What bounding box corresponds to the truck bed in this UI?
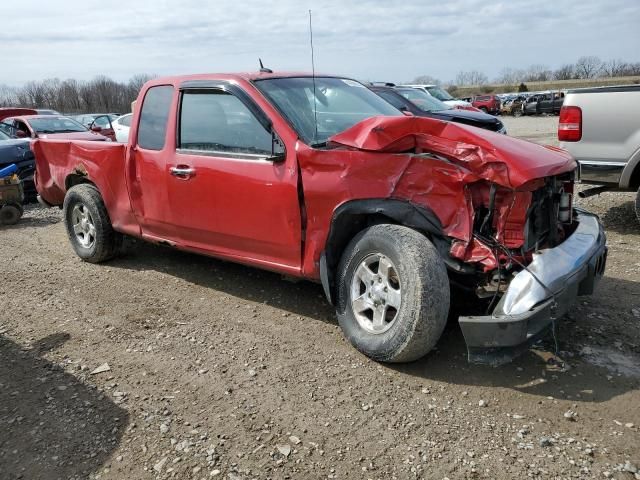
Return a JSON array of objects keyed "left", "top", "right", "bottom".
[{"left": 33, "top": 140, "right": 139, "bottom": 233}]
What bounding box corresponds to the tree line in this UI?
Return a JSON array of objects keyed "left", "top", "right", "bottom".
[
  {"left": 413, "top": 56, "right": 640, "bottom": 87},
  {"left": 0, "top": 74, "right": 155, "bottom": 114}
]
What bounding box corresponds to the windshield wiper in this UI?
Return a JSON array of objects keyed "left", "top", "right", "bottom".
[{"left": 310, "top": 141, "right": 328, "bottom": 148}]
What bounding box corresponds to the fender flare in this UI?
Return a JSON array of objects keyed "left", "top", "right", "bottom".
[
  {"left": 319, "top": 198, "right": 448, "bottom": 304},
  {"left": 619, "top": 146, "right": 640, "bottom": 190}
]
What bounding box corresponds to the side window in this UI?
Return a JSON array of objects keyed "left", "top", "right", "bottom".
[
  {"left": 179, "top": 90, "right": 273, "bottom": 156},
  {"left": 120, "top": 115, "right": 132, "bottom": 127},
  {"left": 15, "top": 120, "right": 30, "bottom": 136},
  {"left": 138, "top": 85, "right": 173, "bottom": 150},
  {"left": 93, "top": 115, "right": 111, "bottom": 129},
  {"left": 378, "top": 91, "right": 406, "bottom": 110}
]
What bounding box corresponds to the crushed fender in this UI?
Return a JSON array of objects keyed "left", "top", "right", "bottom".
[{"left": 299, "top": 116, "right": 576, "bottom": 276}]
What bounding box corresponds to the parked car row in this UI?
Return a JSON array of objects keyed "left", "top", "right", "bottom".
[
  {"left": 495, "top": 91, "right": 566, "bottom": 117},
  {"left": 368, "top": 84, "right": 506, "bottom": 133}
]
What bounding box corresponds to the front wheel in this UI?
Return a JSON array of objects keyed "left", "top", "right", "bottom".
[
  {"left": 635, "top": 186, "right": 640, "bottom": 224},
  {"left": 336, "top": 224, "right": 450, "bottom": 363},
  {"left": 63, "top": 184, "right": 122, "bottom": 263}
]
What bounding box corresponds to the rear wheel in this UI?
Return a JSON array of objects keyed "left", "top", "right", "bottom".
[
  {"left": 0, "top": 203, "right": 23, "bottom": 225},
  {"left": 635, "top": 186, "right": 640, "bottom": 224},
  {"left": 336, "top": 224, "right": 450, "bottom": 363},
  {"left": 513, "top": 107, "right": 523, "bottom": 117},
  {"left": 63, "top": 184, "right": 122, "bottom": 263}
]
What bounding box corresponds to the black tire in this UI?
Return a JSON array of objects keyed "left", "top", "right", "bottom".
[
  {"left": 63, "top": 184, "right": 122, "bottom": 263},
  {"left": 479, "top": 107, "right": 488, "bottom": 113},
  {"left": 336, "top": 224, "right": 450, "bottom": 363},
  {"left": 635, "top": 186, "right": 640, "bottom": 224},
  {"left": 0, "top": 204, "right": 23, "bottom": 225},
  {"left": 513, "top": 108, "right": 523, "bottom": 117}
]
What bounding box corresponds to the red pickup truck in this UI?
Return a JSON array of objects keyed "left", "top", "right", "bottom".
[{"left": 33, "top": 72, "right": 607, "bottom": 365}]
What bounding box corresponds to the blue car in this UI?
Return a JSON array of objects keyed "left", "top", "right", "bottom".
[{"left": 0, "top": 128, "right": 35, "bottom": 202}]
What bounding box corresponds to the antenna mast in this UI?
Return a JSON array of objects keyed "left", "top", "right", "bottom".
[{"left": 309, "top": 9, "right": 318, "bottom": 143}]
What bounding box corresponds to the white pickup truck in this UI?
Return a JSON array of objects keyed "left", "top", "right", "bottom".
[{"left": 559, "top": 85, "right": 640, "bottom": 221}]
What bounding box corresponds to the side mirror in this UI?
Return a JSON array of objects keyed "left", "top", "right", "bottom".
[{"left": 91, "top": 125, "right": 102, "bottom": 132}]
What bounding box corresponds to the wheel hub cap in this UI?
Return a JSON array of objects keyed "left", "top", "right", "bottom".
[
  {"left": 350, "top": 254, "right": 402, "bottom": 334},
  {"left": 71, "top": 204, "right": 96, "bottom": 249}
]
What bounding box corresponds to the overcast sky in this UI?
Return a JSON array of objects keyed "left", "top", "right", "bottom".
[{"left": 2, "top": 0, "right": 639, "bottom": 85}]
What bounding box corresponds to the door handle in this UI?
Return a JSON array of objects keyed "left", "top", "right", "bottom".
[{"left": 170, "top": 166, "right": 196, "bottom": 178}]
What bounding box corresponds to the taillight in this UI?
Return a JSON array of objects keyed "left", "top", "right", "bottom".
[{"left": 558, "top": 106, "right": 582, "bottom": 142}]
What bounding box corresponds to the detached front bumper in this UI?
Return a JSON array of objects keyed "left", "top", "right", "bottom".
[{"left": 459, "top": 210, "right": 607, "bottom": 366}]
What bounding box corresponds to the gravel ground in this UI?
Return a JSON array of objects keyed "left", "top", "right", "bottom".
[{"left": 1, "top": 117, "right": 639, "bottom": 479}]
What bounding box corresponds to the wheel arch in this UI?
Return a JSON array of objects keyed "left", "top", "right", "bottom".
[
  {"left": 320, "top": 199, "right": 446, "bottom": 305},
  {"left": 620, "top": 146, "right": 640, "bottom": 190},
  {"left": 65, "top": 172, "right": 97, "bottom": 192}
]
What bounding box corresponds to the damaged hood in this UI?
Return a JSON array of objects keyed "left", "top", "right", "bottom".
[{"left": 328, "top": 116, "right": 576, "bottom": 189}]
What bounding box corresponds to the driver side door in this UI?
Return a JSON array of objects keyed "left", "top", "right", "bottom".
[{"left": 167, "top": 86, "right": 302, "bottom": 273}]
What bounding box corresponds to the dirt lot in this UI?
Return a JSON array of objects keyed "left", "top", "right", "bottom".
[{"left": 1, "top": 116, "right": 639, "bottom": 480}]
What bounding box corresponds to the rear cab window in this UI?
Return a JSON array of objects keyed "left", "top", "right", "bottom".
[{"left": 137, "top": 85, "right": 174, "bottom": 150}]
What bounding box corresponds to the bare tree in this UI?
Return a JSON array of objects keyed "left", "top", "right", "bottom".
[
  {"left": 553, "top": 64, "right": 576, "bottom": 80},
  {"left": 575, "top": 56, "right": 603, "bottom": 79},
  {"left": 523, "top": 64, "right": 552, "bottom": 82},
  {"left": 495, "top": 68, "right": 525, "bottom": 85},
  {"left": 410, "top": 75, "right": 441, "bottom": 85},
  {"left": 602, "top": 59, "right": 628, "bottom": 77},
  {"left": 2, "top": 74, "right": 156, "bottom": 114},
  {"left": 455, "top": 70, "right": 488, "bottom": 86},
  {"left": 621, "top": 62, "right": 640, "bottom": 76},
  {"left": 0, "top": 84, "right": 18, "bottom": 107}
]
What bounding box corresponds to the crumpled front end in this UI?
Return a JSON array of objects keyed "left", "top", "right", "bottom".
[
  {"left": 459, "top": 209, "right": 607, "bottom": 366},
  {"left": 299, "top": 115, "right": 603, "bottom": 364}
]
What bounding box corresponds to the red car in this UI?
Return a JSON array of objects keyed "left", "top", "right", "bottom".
[
  {"left": 471, "top": 95, "right": 501, "bottom": 115},
  {"left": 33, "top": 72, "right": 606, "bottom": 366},
  {"left": 2, "top": 115, "right": 107, "bottom": 141}
]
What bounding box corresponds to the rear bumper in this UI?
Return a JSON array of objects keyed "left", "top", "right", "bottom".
[
  {"left": 578, "top": 160, "right": 626, "bottom": 186},
  {"left": 459, "top": 210, "right": 607, "bottom": 366}
]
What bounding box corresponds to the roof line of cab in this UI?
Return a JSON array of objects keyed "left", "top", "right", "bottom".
[{"left": 144, "top": 71, "right": 357, "bottom": 87}]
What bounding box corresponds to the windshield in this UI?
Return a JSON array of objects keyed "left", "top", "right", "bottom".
[
  {"left": 254, "top": 77, "right": 401, "bottom": 145},
  {"left": 426, "top": 86, "right": 455, "bottom": 101},
  {"left": 28, "top": 116, "right": 88, "bottom": 134},
  {"left": 0, "top": 130, "right": 9, "bottom": 140},
  {"left": 395, "top": 88, "right": 451, "bottom": 112}
]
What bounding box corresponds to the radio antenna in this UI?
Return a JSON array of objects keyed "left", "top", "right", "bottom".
[
  {"left": 309, "top": 9, "right": 318, "bottom": 143},
  {"left": 258, "top": 58, "right": 272, "bottom": 74}
]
